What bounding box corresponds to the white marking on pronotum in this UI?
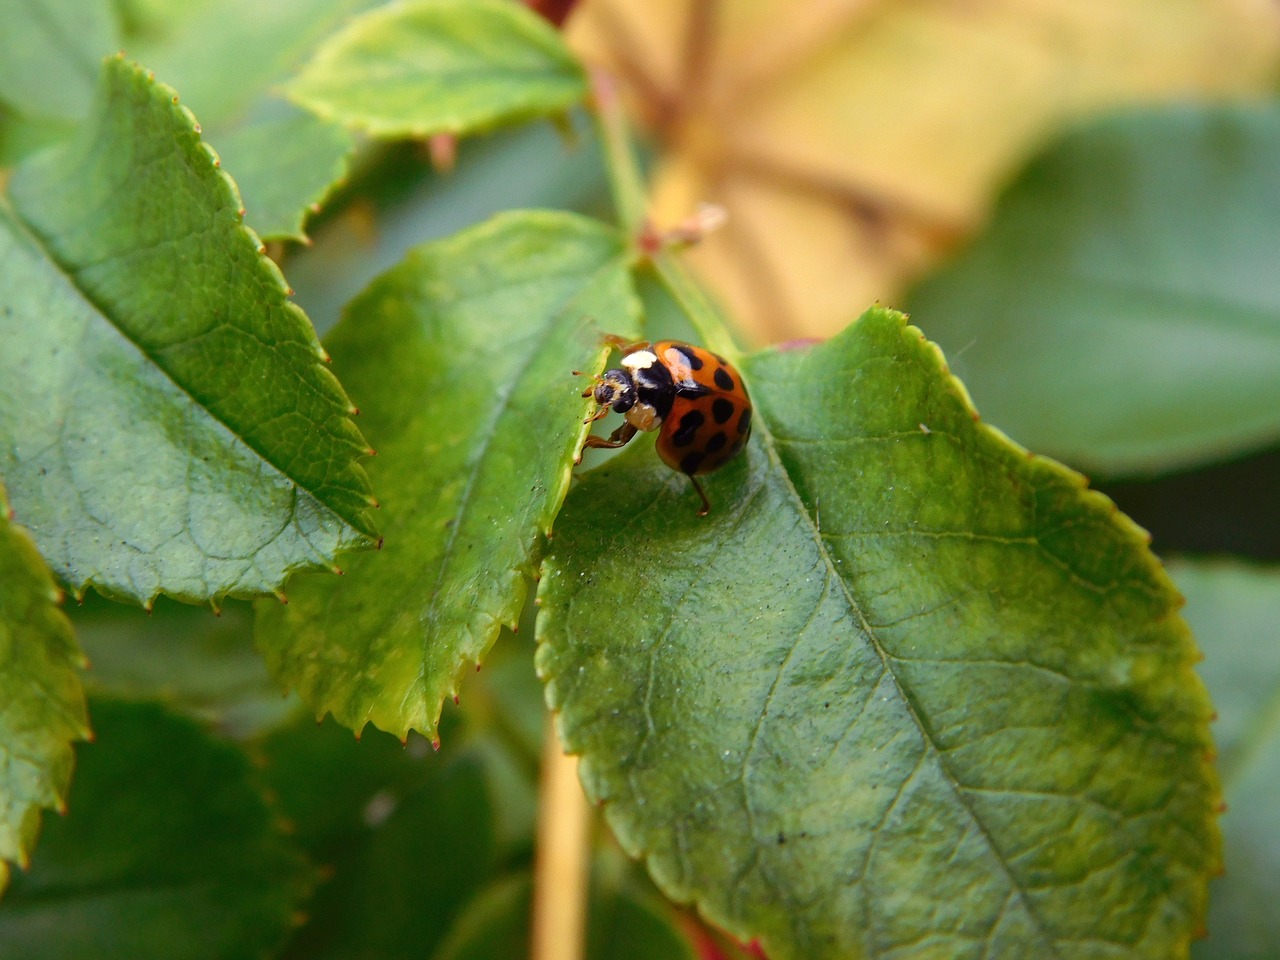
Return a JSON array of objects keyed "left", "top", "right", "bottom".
[{"left": 622, "top": 350, "right": 659, "bottom": 371}]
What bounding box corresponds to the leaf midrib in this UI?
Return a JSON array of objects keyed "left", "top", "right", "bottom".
[
  {"left": 6, "top": 203, "right": 369, "bottom": 540},
  {"left": 410, "top": 254, "right": 625, "bottom": 693},
  {"left": 749, "top": 404, "right": 1065, "bottom": 957}
]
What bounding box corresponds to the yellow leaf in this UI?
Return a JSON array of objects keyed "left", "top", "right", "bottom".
[{"left": 570, "top": 0, "right": 1280, "bottom": 342}]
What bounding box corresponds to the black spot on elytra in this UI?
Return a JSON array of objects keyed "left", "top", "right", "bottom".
[
  {"left": 712, "top": 398, "right": 734, "bottom": 423},
  {"left": 738, "top": 408, "right": 752, "bottom": 435},
  {"left": 671, "top": 344, "right": 703, "bottom": 370},
  {"left": 680, "top": 451, "right": 706, "bottom": 474},
  {"left": 714, "top": 367, "right": 735, "bottom": 391},
  {"left": 672, "top": 409, "right": 704, "bottom": 446},
  {"left": 705, "top": 431, "right": 727, "bottom": 453}
]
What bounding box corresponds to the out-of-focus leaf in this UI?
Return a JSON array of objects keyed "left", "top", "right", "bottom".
[
  {"left": 120, "top": 0, "right": 376, "bottom": 239},
  {"left": 1173, "top": 560, "right": 1280, "bottom": 960},
  {"left": 257, "top": 715, "right": 530, "bottom": 960},
  {"left": 570, "top": 0, "right": 1280, "bottom": 341},
  {"left": 0, "top": 58, "right": 377, "bottom": 605},
  {"left": 909, "top": 104, "right": 1280, "bottom": 477},
  {"left": 202, "top": 103, "right": 355, "bottom": 243},
  {"left": 256, "top": 211, "right": 638, "bottom": 740},
  {"left": 286, "top": 117, "right": 613, "bottom": 337},
  {"left": 70, "top": 596, "right": 297, "bottom": 737},
  {"left": 0, "top": 699, "right": 314, "bottom": 958},
  {"left": 0, "top": 484, "right": 90, "bottom": 895},
  {"left": 0, "top": 0, "right": 118, "bottom": 121},
  {"left": 538, "top": 306, "right": 1220, "bottom": 958},
  {"left": 287, "top": 0, "right": 588, "bottom": 137}
]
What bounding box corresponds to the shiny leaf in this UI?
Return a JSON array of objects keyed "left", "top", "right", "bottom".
[
  {"left": 538, "top": 306, "right": 1220, "bottom": 959},
  {"left": 256, "top": 211, "right": 639, "bottom": 739},
  {"left": 0, "top": 58, "right": 377, "bottom": 605}
]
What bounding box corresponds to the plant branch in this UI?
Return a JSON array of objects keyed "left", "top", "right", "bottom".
[
  {"left": 590, "top": 67, "right": 649, "bottom": 239},
  {"left": 530, "top": 715, "right": 591, "bottom": 960}
]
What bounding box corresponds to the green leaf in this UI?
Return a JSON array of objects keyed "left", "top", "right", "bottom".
[
  {"left": 907, "top": 105, "right": 1280, "bottom": 476},
  {"left": 122, "top": 0, "right": 375, "bottom": 240},
  {"left": 256, "top": 716, "right": 532, "bottom": 960},
  {"left": 257, "top": 210, "right": 639, "bottom": 739},
  {"left": 0, "top": 698, "right": 314, "bottom": 958},
  {"left": 70, "top": 595, "right": 298, "bottom": 737},
  {"left": 537, "top": 306, "right": 1220, "bottom": 959},
  {"left": 0, "top": 57, "right": 377, "bottom": 605},
  {"left": 0, "top": 485, "right": 90, "bottom": 894},
  {"left": 207, "top": 103, "right": 355, "bottom": 242},
  {"left": 286, "top": 0, "right": 589, "bottom": 138},
  {"left": 1172, "top": 560, "right": 1280, "bottom": 960},
  {"left": 0, "top": 0, "right": 119, "bottom": 121}
]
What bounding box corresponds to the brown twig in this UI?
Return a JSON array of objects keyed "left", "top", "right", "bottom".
[{"left": 530, "top": 715, "right": 592, "bottom": 960}]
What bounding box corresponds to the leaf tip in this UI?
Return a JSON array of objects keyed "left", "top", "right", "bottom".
[
  {"left": 275, "top": 590, "right": 289, "bottom": 606},
  {"left": 430, "top": 736, "right": 441, "bottom": 752}
]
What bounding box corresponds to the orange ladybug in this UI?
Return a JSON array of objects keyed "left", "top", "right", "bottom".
[{"left": 577, "top": 337, "right": 752, "bottom": 515}]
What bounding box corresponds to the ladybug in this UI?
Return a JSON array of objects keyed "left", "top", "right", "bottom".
[{"left": 576, "top": 336, "right": 753, "bottom": 515}]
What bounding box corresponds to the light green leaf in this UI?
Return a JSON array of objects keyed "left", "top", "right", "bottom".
[
  {"left": 286, "top": 0, "right": 588, "bottom": 138},
  {"left": 122, "top": 0, "right": 375, "bottom": 240},
  {"left": 1173, "top": 560, "right": 1280, "bottom": 960},
  {"left": 0, "top": 698, "right": 314, "bottom": 958},
  {"left": 0, "top": 57, "right": 377, "bottom": 605},
  {"left": 0, "top": 0, "right": 118, "bottom": 121},
  {"left": 0, "top": 484, "right": 90, "bottom": 894},
  {"left": 70, "top": 595, "right": 298, "bottom": 737},
  {"left": 537, "top": 306, "right": 1220, "bottom": 959},
  {"left": 256, "top": 211, "right": 639, "bottom": 740},
  {"left": 907, "top": 105, "right": 1280, "bottom": 476},
  {"left": 205, "top": 103, "right": 355, "bottom": 242}
]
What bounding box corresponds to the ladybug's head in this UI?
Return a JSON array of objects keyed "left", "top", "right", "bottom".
[{"left": 593, "top": 369, "right": 636, "bottom": 413}]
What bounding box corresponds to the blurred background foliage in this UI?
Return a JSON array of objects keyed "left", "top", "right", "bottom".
[{"left": 2, "top": 0, "right": 1279, "bottom": 957}]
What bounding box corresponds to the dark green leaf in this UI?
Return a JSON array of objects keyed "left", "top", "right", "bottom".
[
  {"left": 908, "top": 105, "right": 1280, "bottom": 476},
  {"left": 0, "top": 57, "right": 377, "bottom": 605},
  {"left": 256, "top": 716, "right": 525, "bottom": 960},
  {"left": 0, "top": 485, "right": 90, "bottom": 894},
  {"left": 286, "top": 0, "right": 588, "bottom": 138},
  {"left": 538, "top": 306, "right": 1220, "bottom": 958},
  {"left": 1175, "top": 560, "right": 1280, "bottom": 960},
  {"left": 0, "top": 699, "right": 313, "bottom": 958},
  {"left": 256, "top": 210, "right": 638, "bottom": 740},
  {"left": 70, "top": 596, "right": 297, "bottom": 737}
]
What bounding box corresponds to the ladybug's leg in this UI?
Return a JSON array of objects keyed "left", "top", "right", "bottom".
[
  {"left": 687, "top": 473, "right": 711, "bottom": 517},
  {"left": 576, "top": 422, "right": 637, "bottom": 465},
  {"left": 582, "top": 404, "right": 611, "bottom": 425},
  {"left": 582, "top": 422, "right": 637, "bottom": 449}
]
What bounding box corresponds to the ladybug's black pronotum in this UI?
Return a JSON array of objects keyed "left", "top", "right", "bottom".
[{"left": 577, "top": 337, "right": 752, "bottom": 515}]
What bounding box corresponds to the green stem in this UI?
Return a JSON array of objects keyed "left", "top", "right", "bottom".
[
  {"left": 590, "top": 68, "right": 742, "bottom": 359},
  {"left": 590, "top": 68, "right": 648, "bottom": 238},
  {"left": 652, "top": 252, "right": 742, "bottom": 361}
]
